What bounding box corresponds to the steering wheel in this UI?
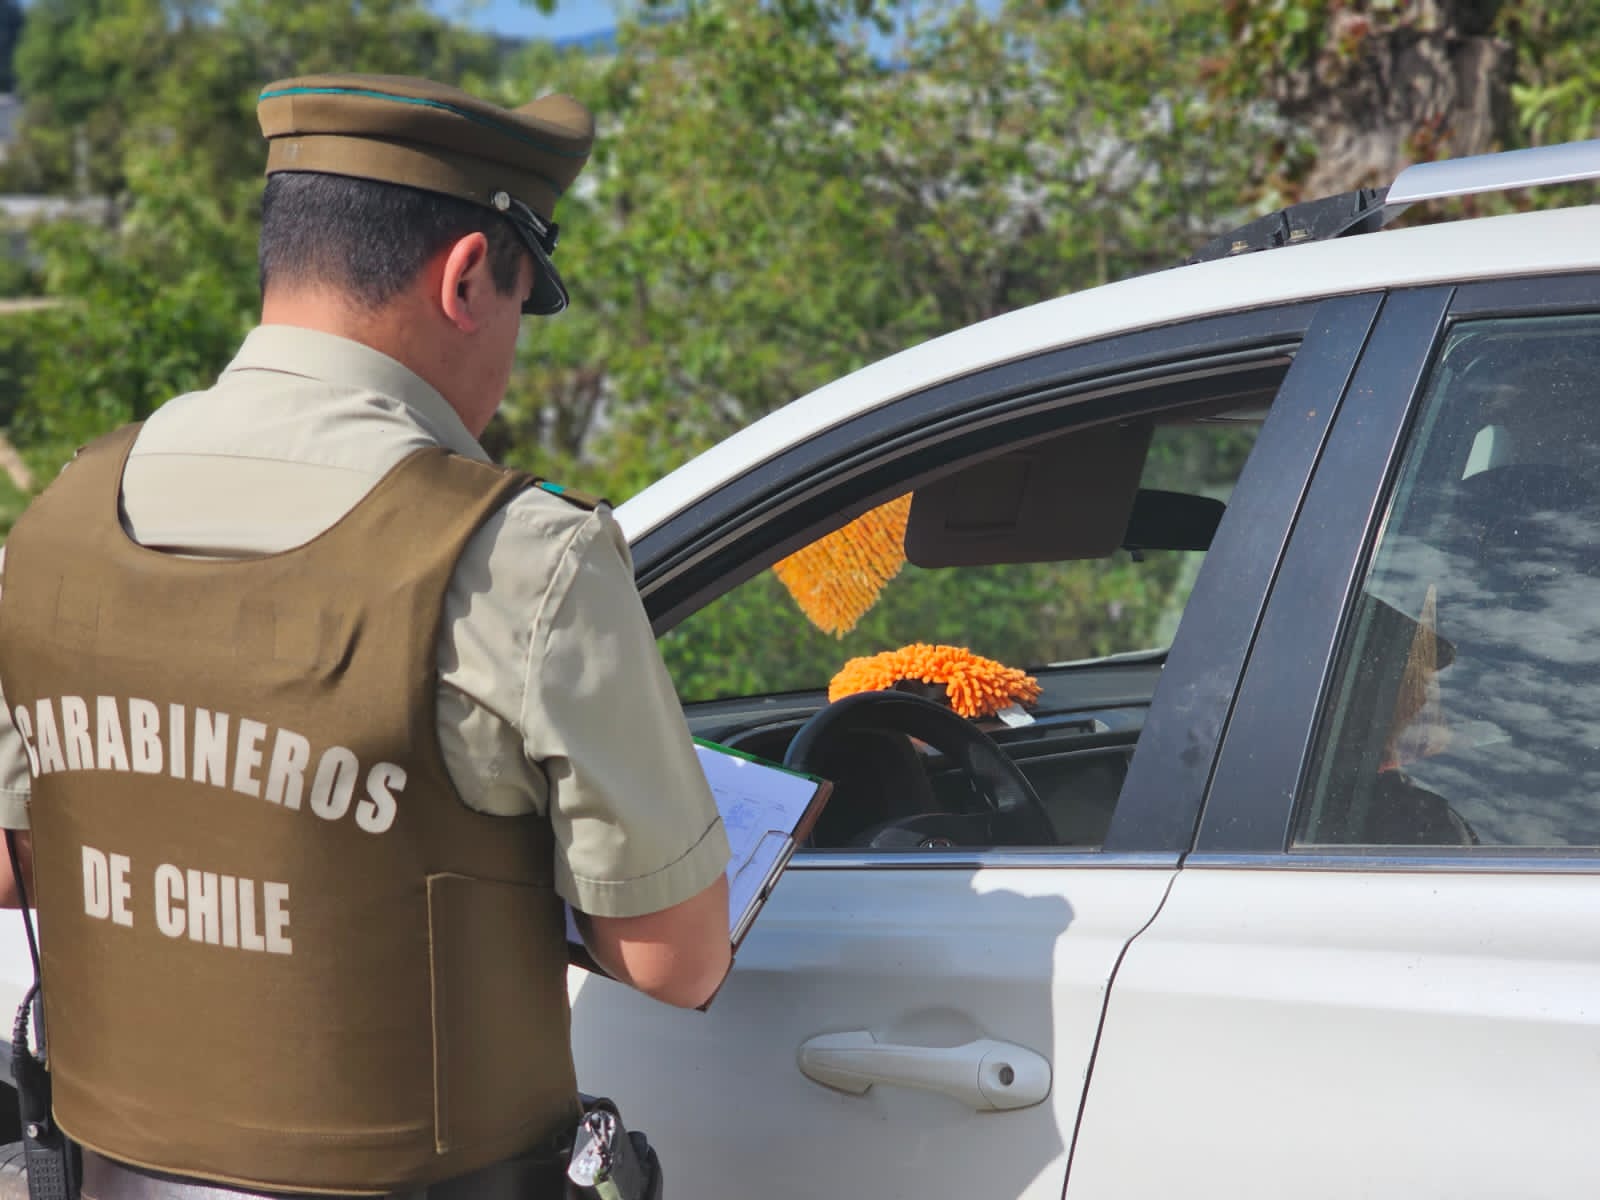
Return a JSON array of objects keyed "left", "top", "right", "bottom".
[{"left": 782, "top": 690, "right": 1056, "bottom": 848}]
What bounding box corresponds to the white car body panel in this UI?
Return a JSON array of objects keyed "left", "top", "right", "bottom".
[
  {"left": 0, "top": 919, "right": 28, "bottom": 1032},
  {"left": 618, "top": 205, "right": 1600, "bottom": 542},
  {"left": 1067, "top": 867, "right": 1600, "bottom": 1198},
  {"left": 570, "top": 863, "right": 1174, "bottom": 1200}
]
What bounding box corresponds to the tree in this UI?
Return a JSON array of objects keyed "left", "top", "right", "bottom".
[
  {"left": 4, "top": 0, "right": 496, "bottom": 478},
  {"left": 491, "top": 0, "right": 1267, "bottom": 499},
  {"left": 7, "top": 0, "right": 176, "bottom": 194},
  {"left": 1504, "top": 0, "right": 1600, "bottom": 146},
  {"left": 5, "top": 0, "right": 499, "bottom": 194},
  {"left": 479, "top": 0, "right": 1275, "bottom": 695},
  {"left": 1216, "top": 0, "right": 1600, "bottom": 199}
]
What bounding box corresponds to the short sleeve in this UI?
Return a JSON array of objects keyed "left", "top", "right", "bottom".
[
  {"left": 0, "top": 548, "right": 31, "bottom": 829},
  {"left": 522, "top": 510, "right": 730, "bottom": 918}
]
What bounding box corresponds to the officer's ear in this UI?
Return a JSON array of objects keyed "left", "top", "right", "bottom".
[{"left": 438, "top": 232, "right": 493, "bottom": 333}]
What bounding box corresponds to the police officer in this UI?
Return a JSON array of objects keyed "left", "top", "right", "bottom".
[{"left": 0, "top": 74, "right": 732, "bottom": 1198}]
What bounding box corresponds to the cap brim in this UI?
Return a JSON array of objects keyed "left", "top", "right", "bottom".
[{"left": 523, "top": 239, "right": 568, "bottom": 316}]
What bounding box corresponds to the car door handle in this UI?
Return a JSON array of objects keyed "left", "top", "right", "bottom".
[{"left": 797, "top": 1031, "right": 1051, "bottom": 1111}]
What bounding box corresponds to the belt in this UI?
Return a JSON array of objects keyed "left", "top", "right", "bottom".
[{"left": 81, "top": 1150, "right": 572, "bottom": 1200}]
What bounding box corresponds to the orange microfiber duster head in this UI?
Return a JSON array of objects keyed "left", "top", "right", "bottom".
[
  {"left": 829, "top": 643, "right": 1042, "bottom": 719},
  {"left": 772, "top": 495, "right": 912, "bottom": 636}
]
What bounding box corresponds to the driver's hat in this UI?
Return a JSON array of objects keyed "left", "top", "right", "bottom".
[{"left": 256, "top": 73, "right": 595, "bottom": 316}]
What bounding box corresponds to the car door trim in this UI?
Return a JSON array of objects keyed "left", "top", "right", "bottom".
[
  {"left": 1194, "top": 286, "right": 1456, "bottom": 853},
  {"left": 1447, "top": 271, "right": 1600, "bottom": 318},
  {"left": 1185, "top": 852, "right": 1600, "bottom": 874},
  {"left": 633, "top": 305, "right": 1319, "bottom": 631},
  {"left": 640, "top": 350, "right": 1296, "bottom": 632},
  {"left": 789, "top": 850, "right": 1180, "bottom": 871},
  {"left": 1104, "top": 292, "right": 1386, "bottom": 854}
]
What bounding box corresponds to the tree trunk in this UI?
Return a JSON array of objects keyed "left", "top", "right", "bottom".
[{"left": 1271, "top": 0, "right": 1514, "bottom": 196}]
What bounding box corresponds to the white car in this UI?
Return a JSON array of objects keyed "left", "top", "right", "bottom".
[
  {"left": 3, "top": 141, "right": 1599, "bottom": 1198},
  {"left": 568, "top": 139, "right": 1600, "bottom": 1199}
]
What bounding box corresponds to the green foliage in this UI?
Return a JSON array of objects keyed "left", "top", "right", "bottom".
[
  {"left": 11, "top": 237, "right": 253, "bottom": 480},
  {"left": 6, "top": 0, "right": 498, "bottom": 194},
  {"left": 0, "top": 472, "right": 26, "bottom": 540},
  {"left": 0, "top": 309, "right": 48, "bottom": 429},
  {"left": 1503, "top": 0, "right": 1600, "bottom": 144},
  {"left": 663, "top": 422, "right": 1249, "bottom": 701},
  {"left": 0, "top": 242, "right": 41, "bottom": 299},
  {"left": 4, "top": 0, "right": 496, "bottom": 475},
  {"left": 9, "top": 0, "right": 172, "bottom": 193},
  {"left": 493, "top": 0, "right": 1263, "bottom": 503},
  {"left": 1221, "top": 0, "right": 1428, "bottom": 80},
  {"left": 662, "top": 552, "right": 1194, "bottom": 702},
  {"left": 1220, "top": 0, "right": 1600, "bottom": 162}
]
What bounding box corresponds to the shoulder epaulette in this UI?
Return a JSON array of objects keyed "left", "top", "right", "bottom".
[{"left": 532, "top": 478, "right": 609, "bottom": 511}]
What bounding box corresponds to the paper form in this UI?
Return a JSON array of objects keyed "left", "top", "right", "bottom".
[{"left": 697, "top": 742, "right": 823, "bottom": 940}]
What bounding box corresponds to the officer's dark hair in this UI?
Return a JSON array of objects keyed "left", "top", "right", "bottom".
[{"left": 258, "top": 171, "right": 526, "bottom": 310}]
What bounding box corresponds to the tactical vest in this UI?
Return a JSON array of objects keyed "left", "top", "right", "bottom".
[{"left": 0, "top": 425, "right": 581, "bottom": 1194}]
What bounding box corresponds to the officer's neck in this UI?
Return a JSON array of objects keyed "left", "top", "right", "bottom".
[{"left": 260, "top": 284, "right": 485, "bottom": 437}]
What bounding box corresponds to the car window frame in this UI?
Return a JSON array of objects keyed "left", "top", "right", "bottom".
[
  {"left": 1193, "top": 271, "right": 1600, "bottom": 867},
  {"left": 632, "top": 297, "right": 1386, "bottom": 859},
  {"left": 1111, "top": 292, "right": 1384, "bottom": 852},
  {"left": 634, "top": 305, "right": 1314, "bottom": 632}
]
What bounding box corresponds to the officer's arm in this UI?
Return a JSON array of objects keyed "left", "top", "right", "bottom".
[
  {"left": 574, "top": 873, "right": 731, "bottom": 1009},
  {"left": 0, "top": 831, "right": 32, "bottom": 909}
]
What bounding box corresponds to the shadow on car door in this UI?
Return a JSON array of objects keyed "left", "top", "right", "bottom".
[{"left": 570, "top": 864, "right": 1173, "bottom": 1200}]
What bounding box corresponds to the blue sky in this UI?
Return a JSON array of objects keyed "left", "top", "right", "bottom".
[
  {"left": 10, "top": 0, "right": 622, "bottom": 42},
  {"left": 434, "top": 0, "right": 622, "bottom": 40}
]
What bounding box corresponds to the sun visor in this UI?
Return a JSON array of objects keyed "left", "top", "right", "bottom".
[{"left": 904, "top": 421, "right": 1154, "bottom": 567}]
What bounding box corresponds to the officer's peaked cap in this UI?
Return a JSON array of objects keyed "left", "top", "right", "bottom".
[{"left": 257, "top": 74, "right": 595, "bottom": 315}]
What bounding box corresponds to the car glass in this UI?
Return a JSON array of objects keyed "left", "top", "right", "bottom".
[
  {"left": 1298, "top": 312, "right": 1600, "bottom": 848},
  {"left": 659, "top": 407, "right": 1268, "bottom": 852},
  {"left": 662, "top": 418, "right": 1258, "bottom": 706}
]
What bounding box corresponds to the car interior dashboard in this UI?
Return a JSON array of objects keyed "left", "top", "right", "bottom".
[{"left": 683, "top": 658, "right": 1160, "bottom": 850}]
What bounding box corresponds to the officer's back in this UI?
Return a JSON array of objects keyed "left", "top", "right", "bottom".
[{"left": 0, "top": 73, "right": 732, "bottom": 1200}]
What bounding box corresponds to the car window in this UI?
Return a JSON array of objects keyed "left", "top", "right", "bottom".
[
  {"left": 663, "top": 410, "right": 1261, "bottom": 850},
  {"left": 663, "top": 421, "right": 1255, "bottom": 704},
  {"left": 1297, "top": 312, "right": 1600, "bottom": 849}
]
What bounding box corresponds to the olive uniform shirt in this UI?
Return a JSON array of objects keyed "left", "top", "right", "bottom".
[{"left": 0, "top": 325, "right": 730, "bottom": 920}]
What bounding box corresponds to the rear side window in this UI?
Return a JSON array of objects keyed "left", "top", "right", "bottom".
[{"left": 1298, "top": 312, "right": 1600, "bottom": 849}]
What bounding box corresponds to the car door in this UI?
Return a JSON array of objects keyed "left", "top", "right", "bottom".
[
  {"left": 569, "top": 298, "right": 1381, "bottom": 1200},
  {"left": 1068, "top": 276, "right": 1600, "bottom": 1199}
]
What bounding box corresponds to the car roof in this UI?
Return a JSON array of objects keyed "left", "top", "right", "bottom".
[{"left": 617, "top": 203, "right": 1600, "bottom": 541}]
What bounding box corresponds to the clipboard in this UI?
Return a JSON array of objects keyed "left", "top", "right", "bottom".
[
  {"left": 567, "top": 739, "right": 833, "bottom": 1001},
  {"left": 704, "top": 739, "right": 833, "bottom": 950}
]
